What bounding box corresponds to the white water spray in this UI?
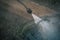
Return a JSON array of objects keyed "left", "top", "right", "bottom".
[
  {"left": 32, "top": 14, "right": 49, "bottom": 31},
  {"left": 32, "top": 14, "right": 55, "bottom": 31},
  {"left": 32, "top": 14, "right": 57, "bottom": 40}
]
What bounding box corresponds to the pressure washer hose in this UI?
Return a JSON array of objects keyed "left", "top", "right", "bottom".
[{"left": 17, "top": 0, "right": 32, "bottom": 14}]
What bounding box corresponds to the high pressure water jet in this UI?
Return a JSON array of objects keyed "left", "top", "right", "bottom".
[{"left": 17, "top": 0, "right": 53, "bottom": 34}]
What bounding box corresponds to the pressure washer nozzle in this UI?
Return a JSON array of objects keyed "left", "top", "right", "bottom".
[{"left": 27, "top": 8, "right": 32, "bottom": 14}]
